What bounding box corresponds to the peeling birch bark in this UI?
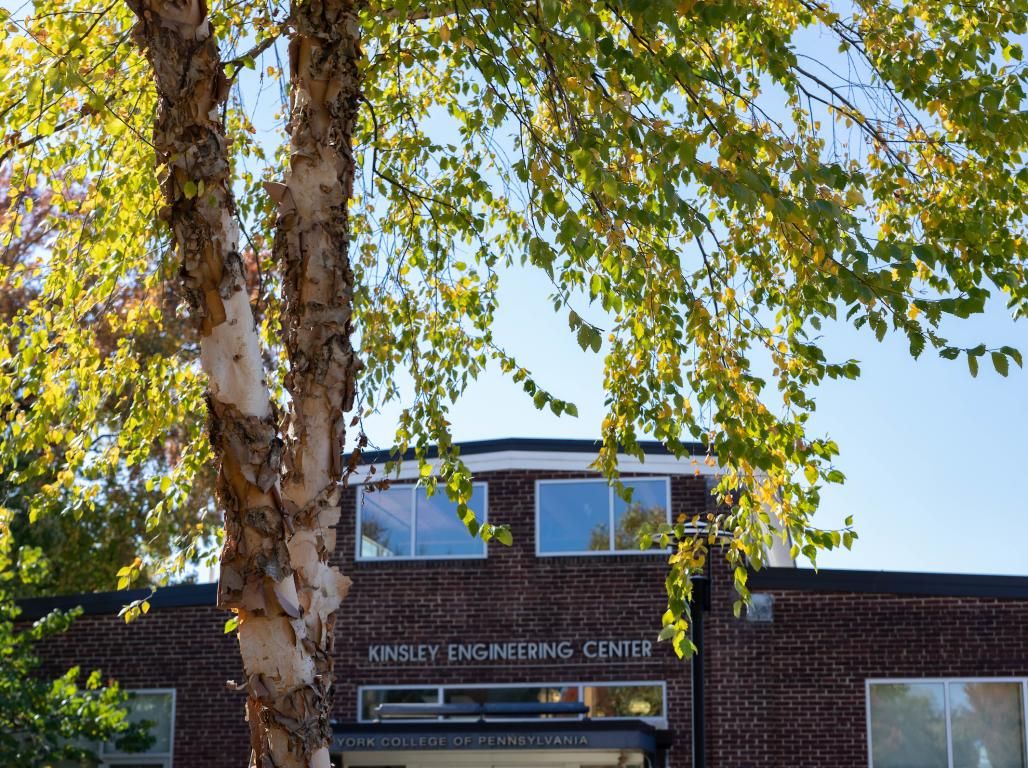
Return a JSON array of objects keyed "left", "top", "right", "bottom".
[
  {"left": 125, "top": 2, "right": 342, "bottom": 766},
  {"left": 262, "top": 0, "right": 365, "bottom": 765}
]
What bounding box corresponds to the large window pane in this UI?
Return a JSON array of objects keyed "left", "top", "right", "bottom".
[
  {"left": 869, "top": 683, "right": 947, "bottom": 768},
  {"left": 415, "top": 486, "right": 486, "bottom": 557},
  {"left": 104, "top": 691, "right": 174, "bottom": 756},
  {"left": 613, "top": 479, "right": 668, "bottom": 550},
  {"left": 360, "top": 688, "right": 438, "bottom": 720},
  {"left": 584, "top": 685, "right": 664, "bottom": 719},
  {"left": 951, "top": 682, "right": 1027, "bottom": 768},
  {"left": 360, "top": 487, "right": 412, "bottom": 557},
  {"left": 444, "top": 686, "right": 579, "bottom": 706},
  {"left": 538, "top": 482, "right": 610, "bottom": 553},
  {"left": 361, "top": 682, "right": 669, "bottom": 725},
  {"left": 444, "top": 686, "right": 580, "bottom": 719}
]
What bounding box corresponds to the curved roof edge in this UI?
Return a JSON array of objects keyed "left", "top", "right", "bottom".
[{"left": 352, "top": 437, "right": 710, "bottom": 467}]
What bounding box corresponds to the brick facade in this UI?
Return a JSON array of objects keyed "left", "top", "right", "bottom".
[
  {"left": 333, "top": 470, "right": 708, "bottom": 738},
  {"left": 26, "top": 460, "right": 1028, "bottom": 768},
  {"left": 703, "top": 574, "right": 1028, "bottom": 768},
  {"left": 34, "top": 604, "right": 251, "bottom": 766}
]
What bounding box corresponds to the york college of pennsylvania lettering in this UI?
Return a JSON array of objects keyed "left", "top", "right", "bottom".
[
  {"left": 366, "top": 639, "right": 654, "bottom": 664},
  {"left": 335, "top": 733, "right": 595, "bottom": 751}
]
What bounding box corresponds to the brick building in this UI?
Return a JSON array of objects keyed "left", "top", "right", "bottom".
[{"left": 22, "top": 439, "right": 1028, "bottom": 768}]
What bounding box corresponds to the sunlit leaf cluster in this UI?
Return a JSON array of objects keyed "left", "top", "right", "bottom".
[{"left": 1, "top": 0, "right": 1025, "bottom": 648}]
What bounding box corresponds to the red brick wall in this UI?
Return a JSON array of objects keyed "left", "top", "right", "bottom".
[
  {"left": 703, "top": 560, "right": 1028, "bottom": 768},
  {"left": 27, "top": 468, "right": 1028, "bottom": 768},
  {"left": 333, "top": 470, "right": 708, "bottom": 761},
  {"left": 34, "top": 605, "right": 251, "bottom": 767}
]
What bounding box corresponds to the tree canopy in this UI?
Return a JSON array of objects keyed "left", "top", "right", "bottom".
[
  {"left": 1, "top": 0, "right": 1026, "bottom": 761},
  {"left": 0, "top": 170, "right": 216, "bottom": 596}
]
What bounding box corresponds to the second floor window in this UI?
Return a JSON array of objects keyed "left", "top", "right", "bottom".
[
  {"left": 358, "top": 484, "right": 488, "bottom": 560},
  {"left": 536, "top": 478, "right": 670, "bottom": 555}
]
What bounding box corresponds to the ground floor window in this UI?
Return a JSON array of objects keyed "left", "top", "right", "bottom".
[
  {"left": 867, "top": 679, "right": 1027, "bottom": 768},
  {"left": 359, "top": 682, "right": 666, "bottom": 727},
  {"left": 100, "top": 688, "right": 176, "bottom": 767}
]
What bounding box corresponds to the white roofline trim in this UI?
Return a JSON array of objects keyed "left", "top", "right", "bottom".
[{"left": 354, "top": 450, "right": 721, "bottom": 483}]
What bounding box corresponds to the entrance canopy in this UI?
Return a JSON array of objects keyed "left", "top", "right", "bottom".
[{"left": 332, "top": 719, "right": 670, "bottom": 768}]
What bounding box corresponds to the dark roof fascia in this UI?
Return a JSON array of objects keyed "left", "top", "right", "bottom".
[
  {"left": 749, "top": 567, "right": 1028, "bottom": 600},
  {"left": 354, "top": 437, "right": 709, "bottom": 466},
  {"left": 15, "top": 582, "right": 216, "bottom": 621}
]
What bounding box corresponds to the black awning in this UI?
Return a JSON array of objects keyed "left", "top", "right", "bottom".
[{"left": 332, "top": 719, "right": 670, "bottom": 754}]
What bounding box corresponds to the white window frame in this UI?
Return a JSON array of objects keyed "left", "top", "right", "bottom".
[
  {"left": 356, "top": 483, "right": 489, "bottom": 561},
  {"left": 100, "top": 687, "right": 176, "bottom": 767},
  {"left": 357, "top": 680, "right": 668, "bottom": 728},
  {"left": 865, "top": 677, "right": 1028, "bottom": 768},
  {"left": 535, "top": 477, "right": 672, "bottom": 556}
]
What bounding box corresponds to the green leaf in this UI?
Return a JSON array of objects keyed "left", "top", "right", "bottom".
[
  {"left": 672, "top": 630, "right": 694, "bottom": 658},
  {"left": 576, "top": 324, "right": 591, "bottom": 351},
  {"left": 1000, "top": 346, "right": 1023, "bottom": 368},
  {"left": 991, "top": 351, "right": 1008, "bottom": 377},
  {"left": 657, "top": 624, "right": 677, "bottom": 641},
  {"left": 967, "top": 353, "right": 979, "bottom": 378}
]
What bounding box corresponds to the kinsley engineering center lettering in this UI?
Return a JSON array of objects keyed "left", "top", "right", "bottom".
[{"left": 366, "top": 639, "right": 654, "bottom": 664}]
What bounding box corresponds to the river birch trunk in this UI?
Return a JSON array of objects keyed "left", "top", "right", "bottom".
[{"left": 126, "top": 0, "right": 359, "bottom": 765}]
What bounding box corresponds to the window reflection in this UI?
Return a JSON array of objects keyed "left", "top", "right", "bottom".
[
  {"left": 613, "top": 480, "right": 669, "bottom": 551},
  {"left": 103, "top": 690, "right": 174, "bottom": 760},
  {"left": 416, "top": 486, "right": 486, "bottom": 557},
  {"left": 869, "top": 681, "right": 1028, "bottom": 768},
  {"left": 538, "top": 482, "right": 609, "bottom": 553},
  {"left": 538, "top": 479, "right": 669, "bottom": 554},
  {"left": 359, "top": 682, "right": 666, "bottom": 725},
  {"left": 360, "top": 487, "right": 411, "bottom": 557},
  {"left": 869, "top": 683, "right": 948, "bottom": 768},
  {"left": 360, "top": 688, "right": 438, "bottom": 720},
  {"left": 359, "top": 484, "right": 486, "bottom": 559},
  {"left": 444, "top": 686, "right": 580, "bottom": 717},
  {"left": 951, "top": 682, "right": 1027, "bottom": 768},
  {"left": 584, "top": 685, "right": 664, "bottom": 718}
]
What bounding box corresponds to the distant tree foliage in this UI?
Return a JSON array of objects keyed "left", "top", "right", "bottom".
[
  {"left": 0, "top": 509, "right": 151, "bottom": 766},
  {"left": 0, "top": 170, "right": 217, "bottom": 596}
]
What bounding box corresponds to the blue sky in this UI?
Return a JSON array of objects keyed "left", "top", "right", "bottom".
[
  {"left": 350, "top": 20, "right": 1028, "bottom": 578},
  {"left": 361, "top": 264, "right": 1028, "bottom": 577}
]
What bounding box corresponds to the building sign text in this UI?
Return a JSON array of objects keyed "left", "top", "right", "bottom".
[{"left": 367, "top": 639, "right": 653, "bottom": 665}]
